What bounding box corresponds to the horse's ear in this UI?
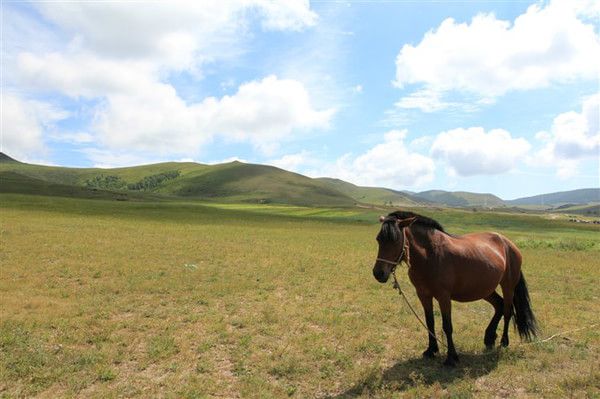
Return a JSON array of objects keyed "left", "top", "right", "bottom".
[
  {"left": 396, "top": 216, "right": 417, "bottom": 228},
  {"left": 379, "top": 215, "right": 385, "bottom": 223}
]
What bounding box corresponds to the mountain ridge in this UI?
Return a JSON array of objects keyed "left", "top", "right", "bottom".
[{"left": 0, "top": 152, "right": 596, "bottom": 208}]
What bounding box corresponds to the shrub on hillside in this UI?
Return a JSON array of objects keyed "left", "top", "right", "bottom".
[
  {"left": 127, "top": 171, "right": 180, "bottom": 191},
  {"left": 85, "top": 175, "right": 126, "bottom": 190}
]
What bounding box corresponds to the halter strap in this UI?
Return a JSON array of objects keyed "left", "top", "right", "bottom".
[{"left": 375, "top": 227, "right": 409, "bottom": 268}]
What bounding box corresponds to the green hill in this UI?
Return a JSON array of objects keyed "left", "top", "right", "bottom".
[
  {"left": 507, "top": 188, "right": 600, "bottom": 206},
  {"left": 0, "top": 153, "right": 355, "bottom": 207},
  {"left": 316, "top": 177, "right": 427, "bottom": 206},
  {"left": 3, "top": 152, "right": 594, "bottom": 210},
  {"left": 159, "top": 161, "right": 357, "bottom": 206},
  {"left": 414, "top": 190, "right": 505, "bottom": 207}
]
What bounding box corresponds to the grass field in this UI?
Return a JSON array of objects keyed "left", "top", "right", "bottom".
[{"left": 1, "top": 194, "right": 599, "bottom": 398}]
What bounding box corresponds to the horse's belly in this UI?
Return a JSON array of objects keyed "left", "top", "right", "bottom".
[{"left": 450, "top": 263, "right": 504, "bottom": 302}]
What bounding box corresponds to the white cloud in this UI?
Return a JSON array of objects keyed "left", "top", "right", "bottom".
[
  {"left": 204, "top": 76, "right": 334, "bottom": 152},
  {"left": 394, "top": 88, "right": 452, "bottom": 113},
  {"left": 409, "top": 135, "right": 433, "bottom": 149},
  {"left": 33, "top": 1, "right": 316, "bottom": 70},
  {"left": 254, "top": 0, "right": 318, "bottom": 31},
  {"left": 18, "top": 48, "right": 334, "bottom": 156},
  {"left": 9, "top": 1, "right": 324, "bottom": 161},
  {"left": 49, "top": 132, "right": 94, "bottom": 144},
  {"left": 394, "top": 0, "right": 600, "bottom": 109},
  {"left": 431, "top": 127, "right": 530, "bottom": 176},
  {"left": 267, "top": 151, "right": 317, "bottom": 172},
  {"left": 92, "top": 74, "right": 333, "bottom": 156},
  {"left": 1, "top": 94, "right": 68, "bottom": 160},
  {"left": 532, "top": 94, "right": 600, "bottom": 178},
  {"left": 309, "top": 130, "right": 435, "bottom": 188}
]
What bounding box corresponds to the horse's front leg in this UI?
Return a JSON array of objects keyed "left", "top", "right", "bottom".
[
  {"left": 417, "top": 292, "right": 439, "bottom": 358},
  {"left": 438, "top": 295, "right": 459, "bottom": 366}
]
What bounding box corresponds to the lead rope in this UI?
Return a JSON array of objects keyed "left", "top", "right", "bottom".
[{"left": 391, "top": 268, "right": 447, "bottom": 349}]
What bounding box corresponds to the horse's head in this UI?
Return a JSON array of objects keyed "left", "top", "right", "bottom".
[{"left": 373, "top": 215, "right": 416, "bottom": 283}]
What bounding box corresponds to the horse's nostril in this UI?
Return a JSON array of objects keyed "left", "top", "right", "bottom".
[{"left": 373, "top": 268, "right": 384, "bottom": 281}]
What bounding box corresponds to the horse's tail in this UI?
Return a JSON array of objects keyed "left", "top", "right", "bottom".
[{"left": 513, "top": 272, "right": 539, "bottom": 341}]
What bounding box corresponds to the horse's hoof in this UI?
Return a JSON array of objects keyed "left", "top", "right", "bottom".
[
  {"left": 501, "top": 338, "right": 509, "bottom": 347},
  {"left": 485, "top": 344, "right": 495, "bottom": 351},
  {"left": 484, "top": 334, "right": 497, "bottom": 348},
  {"left": 422, "top": 349, "right": 437, "bottom": 359}
]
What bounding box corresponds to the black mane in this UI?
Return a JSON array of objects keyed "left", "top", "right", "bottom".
[{"left": 378, "top": 210, "right": 446, "bottom": 242}]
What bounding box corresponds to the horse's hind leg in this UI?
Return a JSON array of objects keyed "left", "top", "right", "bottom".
[
  {"left": 483, "top": 292, "right": 503, "bottom": 349},
  {"left": 417, "top": 292, "right": 439, "bottom": 358},
  {"left": 500, "top": 285, "right": 515, "bottom": 347}
]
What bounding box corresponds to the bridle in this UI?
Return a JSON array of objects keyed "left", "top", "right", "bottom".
[{"left": 375, "top": 226, "right": 409, "bottom": 271}]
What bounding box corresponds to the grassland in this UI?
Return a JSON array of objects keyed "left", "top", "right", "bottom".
[{"left": 1, "top": 194, "right": 599, "bottom": 398}]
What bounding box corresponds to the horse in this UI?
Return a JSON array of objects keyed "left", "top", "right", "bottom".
[{"left": 372, "top": 211, "right": 538, "bottom": 366}]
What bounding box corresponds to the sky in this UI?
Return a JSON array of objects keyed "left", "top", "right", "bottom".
[{"left": 2, "top": 0, "right": 599, "bottom": 200}]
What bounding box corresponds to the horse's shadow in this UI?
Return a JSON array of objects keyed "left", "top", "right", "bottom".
[{"left": 325, "top": 350, "right": 501, "bottom": 398}]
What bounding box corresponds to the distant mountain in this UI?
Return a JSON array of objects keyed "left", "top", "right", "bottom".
[
  {"left": 316, "top": 178, "right": 427, "bottom": 206},
  {"left": 507, "top": 188, "right": 600, "bottom": 206},
  {"left": 413, "top": 190, "right": 505, "bottom": 207}
]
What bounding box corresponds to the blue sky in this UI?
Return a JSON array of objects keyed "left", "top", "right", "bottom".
[{"left": 2, "top": 0, "right": 599, "bottom": 199}]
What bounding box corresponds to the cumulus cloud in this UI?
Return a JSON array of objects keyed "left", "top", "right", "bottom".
[
  {"left": 532, "top": 94, "right": 600, "bottom": 178},
  {"left": 203, "top": 76, "right": 334, "bottom": 150},
  {"left": 267, "top": 151, "right": 317, "bottom": 172},
  {"left": 394, "top": 0, "right": 600, "bottom": 111},
  {"left": 1, "top": 94, "right": 68, "bottom": 160},
  {"left": 309, "top": 130, "right": 435, "bottom": 188},
  {"left": 33, "top": 1, "right": 316, "bottom": 69},
  {"left": 9, "top": 1, "right": 325, "bottom": 160},
  {"left": 431, "top": 127, "right": 530, "bottom": 176},
  {"left": 17, "top": 52, "right": 334, "bottom": 155}
]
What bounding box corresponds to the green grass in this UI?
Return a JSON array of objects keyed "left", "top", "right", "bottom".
[{"left": 1, "top": 194, "right": 599, "bottom": 397}]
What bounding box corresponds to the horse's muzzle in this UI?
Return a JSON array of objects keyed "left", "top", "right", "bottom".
[{"left": 373, "top": 266, "right": 389, "bottom": 283}]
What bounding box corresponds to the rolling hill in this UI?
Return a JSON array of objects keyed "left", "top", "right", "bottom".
[
  {"left": 1, "top": 152, "right": 597, "bottom": 210},
  {"left": 507, "top": 188, "right": 600, "bottom": 206},
  {"left": 413, "top": 190, "right": 505, "bottom": 207},
  {"left": 316, "top": 178, "right": 429, "bottom": 207},
  {"left": 0, "top": 154, "right": 355, "bottom": 207}
]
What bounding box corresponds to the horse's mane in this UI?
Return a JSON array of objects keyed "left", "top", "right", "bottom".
[{"left": 378, "top": 210, "right": 447, "bottom": 242}]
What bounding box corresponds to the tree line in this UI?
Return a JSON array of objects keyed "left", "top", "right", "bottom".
[{"left": 85, "top": 170, "right": 181, "bottom": 191}]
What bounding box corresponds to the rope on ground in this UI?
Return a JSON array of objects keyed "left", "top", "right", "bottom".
[{"left": 526, "top": 323, "right": 599, "bottom": 345}]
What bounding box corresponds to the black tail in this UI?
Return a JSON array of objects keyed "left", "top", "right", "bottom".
[{"left": 513, "top": 273, "right": 539, "bottom": 341}]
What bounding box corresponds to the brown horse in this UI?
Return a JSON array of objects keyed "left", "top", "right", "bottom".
[{"left": 372, "top": 211, "right": 538, "bottom": 366}]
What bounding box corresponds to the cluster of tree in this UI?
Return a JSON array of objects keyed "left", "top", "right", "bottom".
[
  {"left": 126, "top": 170, "right": 180, "bottom": 191},
  {"left": 85, "top": 175, "right": 126, "bottom": 190},
  {"left": 85, "top": 170, "right": 180, "bottom": 191}
]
